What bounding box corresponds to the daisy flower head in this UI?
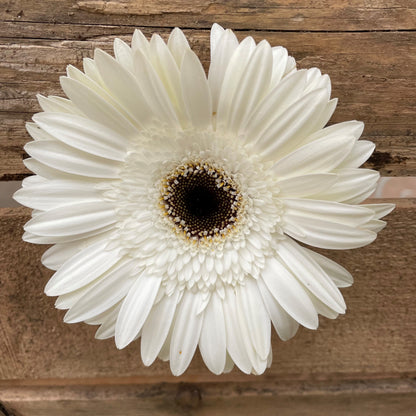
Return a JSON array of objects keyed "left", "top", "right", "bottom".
[{"left": 15, "top": 24, "right": 394, "bottom": 376}]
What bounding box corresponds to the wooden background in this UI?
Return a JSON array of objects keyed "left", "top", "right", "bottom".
[{"left": 0, "top": 0, "right": 415, "bottom": 414}]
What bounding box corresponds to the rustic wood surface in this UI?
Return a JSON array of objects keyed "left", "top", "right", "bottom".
[
  {"left": 1, "top": 379, "right": 416, "bottom": 416},
  {"left": 1, "top": 0, "right": 416, "bottom": 31},
  {"left": 1, "top": 29, "right": 416, "bottom": 179},
  {"left": 1, "top": 0, "right": 415, "bottom": 414}
]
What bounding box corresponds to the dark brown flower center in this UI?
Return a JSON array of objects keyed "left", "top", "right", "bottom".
[{"left": 161, "top": 162, "right": 242, "bottom": 241}]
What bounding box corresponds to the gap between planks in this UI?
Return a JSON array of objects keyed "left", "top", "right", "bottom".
[{"left": 3, "top": 20, "right": 416, "bottom": 39}]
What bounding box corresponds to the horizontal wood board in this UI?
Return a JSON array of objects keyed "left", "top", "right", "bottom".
[
  {"left": 1, "top": 379, "right": 416, "bottom": 416},
  {"left": 1, "top": 0, "right": 416, "bottom": 31},
  {"left": 1, "top": 29, "right": 416, "bottom": 179},
  {"left": 0, "top": 200, "right": 414, "bottom": 382}
]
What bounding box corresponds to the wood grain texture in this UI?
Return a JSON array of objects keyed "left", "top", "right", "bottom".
[
  {"left": 1, "top": 1, "right": 415, "bottom": 414},
  {"left": 1, "top": 29, "right": 415, "bottom": 179},
  {"left": 1, "top": 379, "right": 415, "bottom": 416},
  {"left": 1, "top": 0, "right": 415, "bottom": 31},
  {"left": 0, "top": 200, "right": 414, "bottom": 382}
]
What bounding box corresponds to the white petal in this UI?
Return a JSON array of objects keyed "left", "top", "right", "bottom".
[
  {"left": 181, "top": 49, "right": 212, "bottom": 129},
  {"left": 113, "top": 38, "right": 134, "bottom": 72},
  {"left": 95, "top": 304, "right": 121, "bottom": 339},
  {"left": 37, "top": 95, "right": 81, "bottom": 114},
  {"left": 313, "top": 168, "right": 379, "bottom": 203},
  {"left": 283, "top": 214, "right": 376, "bottom": 249},
  {"left": 261, "top": 256, "right": 319, "bottom": 329},
  {"left": 236, "top": 278, "right": 271, "bottom": 360},
  {"left": 82, "top": 58, "right": 105, "bottom": 86},
  {"left": 24, "top": 201, "right": 116, "bottom": 237},
  {"left": 22, "top": 224, "right": 114, "bottom": 245},
  {"left": 60, "top": 76, "right": 139, "bottom": 137},
  {"left": 42, "top": 242, "right": 83, "bottom": 270},
  {"left": 228, "top": 40, "right": 273, "bottom": 135},
  {"left": 270, "top": 46, "right": 289, "bottom": 88},
  {"left": 210, "top": 23, "right": 225, "bottom": 59},
  {"left": 267, "top": 348, "right": 273, "bottom": 369},
  {"left": 85, "top": 302, "right": 121, "bottom": 325},
  {"left": 44, "top": 239, "right": 121, "bottom": 296},
  {"left": 141, "top": 291, "right": 180, "bottom": 366},
  {"left": 41, "top": 231, "right": 112, "bottom": 270},
  {"left": 21, "top": 175, "right": 47, "bottom": 187},
  {"left": 199, "top": 292, "right": 227, "bottom": 375},
  {"left": 308, "top": 292, "right": 339, "bottom": 319},
  {"left": 235, "top": 290, "right": 268, "bottom": 375},
  {"left": 23, "top": 158, "right": 87, "bottom": 180},
  {"left": 276, "top": 173, "right": 337, "bottom": 197},
  {"left": 307, "top": 97, "right": 337, "bottom": 134},
  {"left": 208, "top": 28, "right": 239, "bottom": 112},
  {"left": 361, "top": 203, "right": 395, "bottom": 220},
  {"left": 132, "top": 49, "right": 180, "bottom": 127},
  {"left": 302, "top": 120, "right": 364, "bottom": 146},
  {"left": 115, "top": 273, "right": 161, "bottom": 349},
  {"left": 149, "top": 34, "right": 188, "bottom": 124},
  {"left": 257, "top": 278, "right": 299, "bottom": 341},
  {"left": 242, "top": 69, "right": 308, "bottom": 144},
  {"left": 276, "top": 238, "right": 346, "bottom": 312},
  {"left": 65, "top": 61, "right": 126, "bottom": 105},
  {"left": 362, "top": 219, "right": 386, "bottom": 232},
  {"left": 94, "top": 48, "right": 155, "bottom": 129},
  {"left": 344, "top": 188, "right": 379, "bottom": 205},
  {"left": 255, "top": 89, "right": 330, "bottom": 160},
  {"left": 64, "top": 259, "right": 136, "bottom": 323},
  {"left": 67, "top": 63, "right": 99, "bottom": 89},
  {"left": 283, "top": 198, "right": 374, "bottom": 227},
  {"left": 283, "top": 56, "right": 296, "bottom": 76},
  {"left": 303, "top": 248, "right": 353, "bottom": 288},
  {"left": 54, "top": 281, "right": 99, "bottom": 310},
  {"left": 304, "top": 70, "right": 331, "bottom": 97},
  {"left": 170, "top": 291, "right": 204, "bottom": 376},
  {"left": 272, "top": 135, "right": 355, "bottom": 178},
  {"left": 158, "top": 321, "right": 174, "bottom": 361},
  {"left": 14, "top": 179, "right": 101, "bottom": 211},
  {"left": 33, "top": 112, "right": 128, "bottom": 161},
  {"left": 304, "top": 68, "right": 321, "bottom": 87},
  {"left": 222, "top": 287, "right": 252, "bottom": 374},
  {"left": 131, "top": 29, "right": 150, "bottom": 55},
  {"left": 339, "top": 140, "right": 375, "bottom": 169},
  {"left": 168, "top": 27, "right": 191, "bottom": 67},
  {"left": 338, "top": 140, "right": 376, "bottom": 168},
  {"left": 216, "top": 36, "right": 256, "bottom": 130},
  {"left": 26, "top": 122, "right": 55, "bottom": 141},
  {"left": 223, "top": 353, "right": 235, "bottom": 373},
  {"left": 24, "top": 140, "right": 121, "bottom": 178}
]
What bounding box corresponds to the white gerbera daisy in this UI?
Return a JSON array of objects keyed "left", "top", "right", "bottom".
[{"left": 15, "top": 24, "right": 394, "bottom": 376}]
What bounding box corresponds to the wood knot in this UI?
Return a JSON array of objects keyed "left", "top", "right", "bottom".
[{"left": 175, "top": 384, "right": 201, "bottom": 410}]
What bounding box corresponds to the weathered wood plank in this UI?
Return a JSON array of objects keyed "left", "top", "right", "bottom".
[
  {"left": 1, "top": 379, "right": 415, "bottom": 416},
  {"left": 0, "top": 200, "right": 414, "bottom": 381},
  {"left": 0, "top": 113, "right": 30, "bottom": 181},
  {"left": 0, "top": 1, "right": 414, "bottom": 413},
  {"left": 1, "top": 30, "right": 415, "bottom": 179},
  {"left": 1, "top": 0, "right": 415, "bottom": 31}
]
